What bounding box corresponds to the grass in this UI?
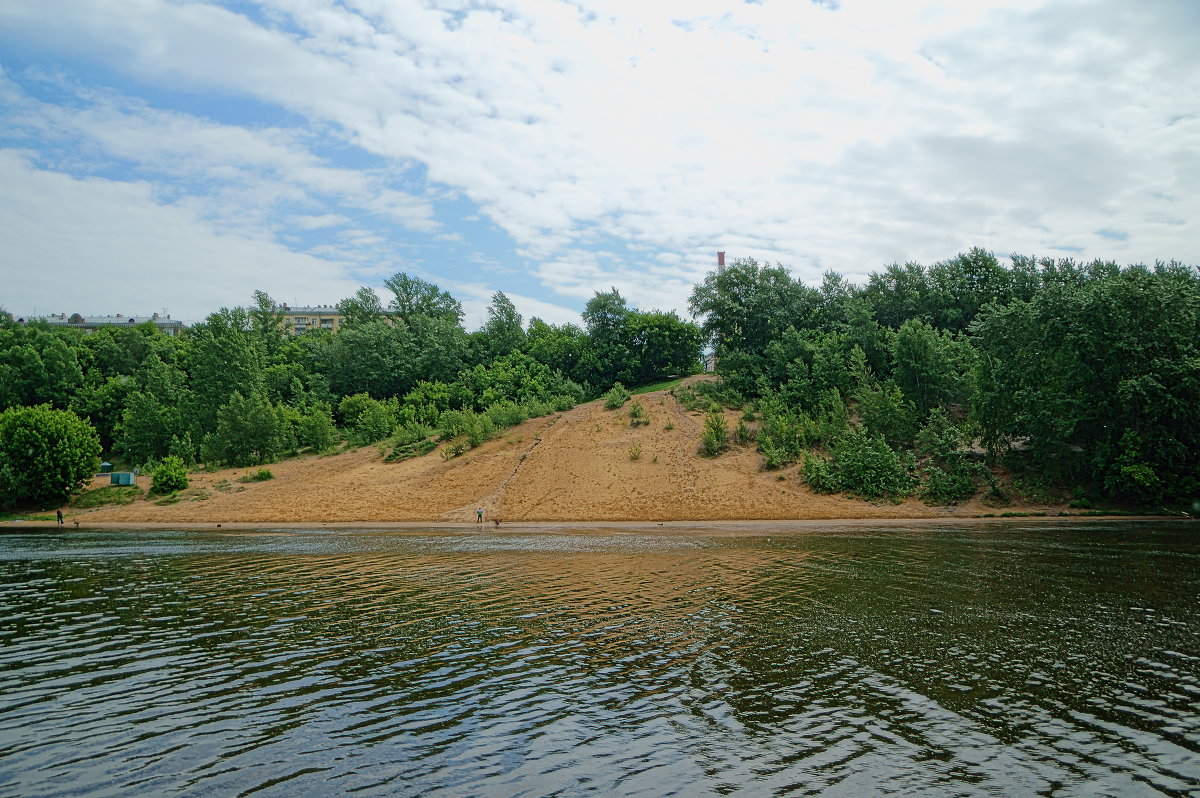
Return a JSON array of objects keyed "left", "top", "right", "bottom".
[
  {"left": 631, "top": 377, "right": 687, "bottom": 395},
  {"left": 72, "top": 485, "right": 143, "bottom": 508},
  {"left": 0, "top": 511, "right": 57, "bottom": 522},
  {"left": 238, "top": 469, "right": 275, "bottom": 483}
]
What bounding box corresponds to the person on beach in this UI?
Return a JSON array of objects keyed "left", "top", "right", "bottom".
[
  {"left": 56, "top": 509, "right": 63, "bottom": 525},
  {"left": 476, "top": 508, "right": 483, "bottom": 524}
]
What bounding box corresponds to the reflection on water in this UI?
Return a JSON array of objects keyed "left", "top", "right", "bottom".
[{"left": 0, "top": 523, "right": 1197, "bottom": 796}]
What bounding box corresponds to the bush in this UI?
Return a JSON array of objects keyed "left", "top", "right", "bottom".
[
  {"left": 830, "top": 429, "right": 914, "bottom": 500},
  {"left": 629, "top": 401, "right": 649, "bottom": 427},
  {"left": 348, "top": 399, "right": 397, "bottom": 446},
  {"left": 151, "top": 455, "right": 189, "bottom": 495},
  {"left": 464, "top": 412, "right": 496, "bottom": 448},
  {"left": 486, "top": 401, "right": 527, "bottom": 429},
  {"left": 735, "top": 420, "right": 755, "bottom": 445},
  {"left": 693, "top": 380, "right": 743, "bottom": 408},
  {"left": 699, "top": 409, "right": 728, "bottom": 457},
  {"left": 802, "top": 429, "right": 914, "bottom": 500},
  {"left": 297, "top": 404, "right": 338, "bottom": 452},
  {"left": 386, "top": 438, "right": 437, "bottom": 462},
  {"left": 916, "top": 409, "right": 984, "bottom": 504},
  {"left": 673, "top": 385, "right": 705, "bottom": 411},
  {"left": 802, "top": 452, "right": 840, "bottom": 493},
  {"left": 0, "top": 405, "right": 101, "bottom": 509},
  {"left": 238, "top": 469, "right": 274, "bottom": 483},
  {"left": 603, "top": 382, "right": 631, "bottom": 409}
]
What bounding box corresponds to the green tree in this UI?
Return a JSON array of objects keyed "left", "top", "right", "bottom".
[
  {"left": 383, "top": 273, "right": 463, "bottom": 324},
  {"left": 202, "top": 390, "right": 285, "bottom": 466},
  {"left": 0, "top": 405, "right": 101, "bottom": 509},
  {"left": 336, "top": 287, "right": 386, "bottom": 327},
  {"left": 0, "top": 321, "right": 85, "bottom": 410},
  {"left": 623, "top": 311, "right": 703, "bottom": 384},
  {"left": 248, "top": 290, "right": 288, "bottom": 360},
  {"left": 479, "top": 291, "right": 526, "bottom": 361}
]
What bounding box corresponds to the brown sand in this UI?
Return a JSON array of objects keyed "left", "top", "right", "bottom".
[{"left": 66, "top": 379, "right": 1071, "bottom": 526}]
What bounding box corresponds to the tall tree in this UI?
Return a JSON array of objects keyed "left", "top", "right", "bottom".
[
  {"left": 336, "top": 287, "right": 386, "bottom": 327},
  {"left": 480, "top": 291, "right": 525, "bottom": 361},
  {"left": 383, "top": 273, "right": 463, "bottom": 325}
]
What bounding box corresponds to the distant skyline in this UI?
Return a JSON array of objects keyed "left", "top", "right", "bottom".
[{"left": 1, "top": 0, "right": 1195, "bottom": 328}]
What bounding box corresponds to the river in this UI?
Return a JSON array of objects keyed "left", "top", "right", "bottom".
[{"left": 0, "top": 521, "right": 1197, "bottom": 796}]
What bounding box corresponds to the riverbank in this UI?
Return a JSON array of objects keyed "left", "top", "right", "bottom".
[
  {"left": 53, "top": 383, "right": 1163, "bottom": 526},
  {"left": 6, "top": 515, "right": 1182, "bottom": 537}
]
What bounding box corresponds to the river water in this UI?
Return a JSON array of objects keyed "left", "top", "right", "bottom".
[{"left": 0, "top": 522, "right": 1197, "bottom": 797}]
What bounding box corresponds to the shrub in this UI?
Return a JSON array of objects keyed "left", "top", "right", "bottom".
[
  {"left": 348, "top": 399, "right": 397, "bottom": 446},
  {"left": 464, "top": 412, "right": 495, "bottom": 448},
  {"left": 0, "top": 405, "right": 101, "bottom": 510},
  {"left": 829, "top": 429, "right": 914, "bottom": 500},
  {"left": 699, "top": 409, "right": 729, "bottom": 457},
  {"left": 386, "top": 438, "right": 437, "bottom": 462},
  {"left": 438, "top": 409, "right": 468, "bottom": 440},
  {"left": 735, "top": 420, "right": 755, "bottom": 445},
  {"left": 151, "top": 455, "right": 189, "bottom": 495},
  {"left": 629, "top": 401, "right": 649, "bottom": 427},
  {"left": 693, "top": 380, "right": 743, "bottom": 408},
  {"left": 916, "top": 409, "right": 984, "bottom": 504},
  {"left": 297, "top": 404, "right": 339, "bottom": 452},
  {"left": 486, "top": 401, "right": 528, "bottom": 429},
  {"left": 603, "top": 382, "right": 631, "bottom": 409},
  {"left": 238, "top": 469, "right": 274, "bottom": 483},
  {"left": 802, "top": 452, "right": 840, "bottom": 493},
  {"left": 441, "top": 440, "right": 467, "bottom": 460}
]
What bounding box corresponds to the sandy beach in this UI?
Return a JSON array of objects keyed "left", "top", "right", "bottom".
[{"left": 46, "top": 381, "right": 1098, "bottom": 528}]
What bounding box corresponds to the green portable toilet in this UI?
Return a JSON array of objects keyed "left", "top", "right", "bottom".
[
  {"left": 110, "top": 472, "right": 135, "bottom": 486},
  {"left": 100, "top": 462, "right": 113, "bottom": 473}
]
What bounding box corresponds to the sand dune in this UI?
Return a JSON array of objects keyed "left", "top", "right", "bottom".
[{"left": 77, "top": 380, "right": 1044, "bottom": 525}]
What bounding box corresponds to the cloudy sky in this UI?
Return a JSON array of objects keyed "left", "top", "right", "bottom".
[{"left": 1, "top": 0, "right": 1195, "bottom": 327}]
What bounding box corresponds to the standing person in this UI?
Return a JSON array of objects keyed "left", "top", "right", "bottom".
[
  {"left": 56, "top": 509, "right": 63, "bottom": 525},
  {"left": 476, "top": 508, "right": 484, "bottom": 524}
]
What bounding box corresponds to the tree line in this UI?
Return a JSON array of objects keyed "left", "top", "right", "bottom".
[
  {"left": 2, "top": 248, "right": 1197, "bottom": 511},
  {"left": 0, "top": 278, "right": 700, "bottom": 508},
  {"left": 689, "top": 249, "right": 1199, "bottom": 507}
]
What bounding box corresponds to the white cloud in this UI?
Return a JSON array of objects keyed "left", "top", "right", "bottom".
[
  {"left": 0, "top": 0, "right": 1195, "bottom": 322},
  {"left": 0, "top": 151, "right": 360, "bottom": 321}
]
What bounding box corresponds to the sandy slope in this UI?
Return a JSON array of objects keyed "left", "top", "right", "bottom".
[{"left": 76, "top": 380, "right": 1050, "bottom": 525}]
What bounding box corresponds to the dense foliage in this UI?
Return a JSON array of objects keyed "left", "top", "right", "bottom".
[
  {"left": 0, "top": 404, "right": 101, "bottom": 509},
  {"left": 4, "top": 250, "right": 1196, "bottom": 510},
  {"left": 0, "top": 277, "right": 701, "bottom": 488},
  {"left": 690, "top": 250, "right": 1199, "bottom": 506}
]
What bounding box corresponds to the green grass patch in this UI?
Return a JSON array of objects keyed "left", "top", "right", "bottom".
[
  {"left": 154, "top": 493, "right": 183, "bottom": 506},
  {"left": 386, "top": 438, "right": 437, "bottom": 462},
  {"left": 238, "top": 469, "right": 275, "bottom": 483},
  {"left": 72, "top": 485, "right": 143, "bottom": 509},
  {"left": 630, "top": 377, "right": 685, "bottom": 395},
  {"left": 0, "top": 511, "right": 57, "bottom": 522}
]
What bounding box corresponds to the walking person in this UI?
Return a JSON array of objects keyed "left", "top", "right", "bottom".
[
  {"left": 56, "top": 509, "right": 63, "bottom": 525},
  {"left": 476, "top": 507, "right": 484, "bottom": 524}
]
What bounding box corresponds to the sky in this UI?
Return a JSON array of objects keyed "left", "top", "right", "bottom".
[{"left": 0, "top": 0, "right": 1196, "bottom": 329}]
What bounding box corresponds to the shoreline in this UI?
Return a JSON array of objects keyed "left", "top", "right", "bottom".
[{"left": 4, "top": 514, "right": 1187, "bottom": 536}]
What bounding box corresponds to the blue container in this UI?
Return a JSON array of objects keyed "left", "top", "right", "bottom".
[{"left": 110, "top": 472, "right": 135, "bottom": 486}]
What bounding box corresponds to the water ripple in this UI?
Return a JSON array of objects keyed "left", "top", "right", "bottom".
[{"left": 0, "top": 522, "right": 1197, "bottom": 796}]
